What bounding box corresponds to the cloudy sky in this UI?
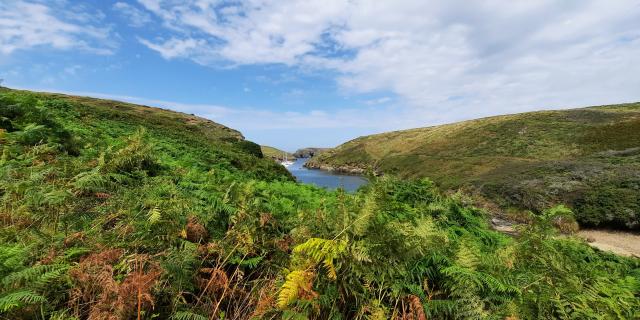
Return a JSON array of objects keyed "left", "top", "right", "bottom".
[{"left": 1, "top": 0, "right": 639, "bottom": 150}]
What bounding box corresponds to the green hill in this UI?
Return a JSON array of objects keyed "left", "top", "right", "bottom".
[
  {"left": 0, "top": 87, "right": 291, "bottom": 180},
  {"left": 1, "top": 88, "right": 638, "bottom": 319},
  {"left": 261, "top": 145, "right": 294, "bottom": 161},
  {"left": 308, "top": 103, "right": 640, "bottom": 229}
]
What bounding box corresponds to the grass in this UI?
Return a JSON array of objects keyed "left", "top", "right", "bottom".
[{"left": 309, "top": 103, "right": 640, "bottom": 229}]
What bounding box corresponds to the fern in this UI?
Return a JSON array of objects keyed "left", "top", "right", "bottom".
[
  {"left": 353, "top": 190, "right": 377, "bottom": 236},
  {"left": 0, "top": 290, "right": 46, "bottom": 312},
  {"left": 293, "top": 238, "right": 347, "bottom": 279},
  {"left": 2, "top": 264, "right": 68, "bottom": 288},
  {"left": 209, "top": 196, "right": 236, "bottom": 216},
  {"left": 71, "top": 169, "right": 112, "bottom": 194},
  {"left": 277, "top": 270, "right": 313, "bottom": 309},
  {"left": 442, "top": 266, "right": 484, "bottom": 297},
  {"left": 148, "top": 206, "right": 162, "bottom": 224},
  {"left": 63, "top": 247, "right": 92, "bottom": 259},
  {"left": 0, "top": 244, "right": 29, "bottom": 274},
  {"left": 234, "top": 256, "right": 263, "bottom": 269},
  {"left": 171, "top": 311, "right": 208, "bottom": 320},
  {"left": 455, "top": 241, "right": 479, "bottom": 270}
]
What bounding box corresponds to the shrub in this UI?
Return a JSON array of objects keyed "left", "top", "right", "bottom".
[
  {"left": 574, "top": 185, "right": 640, "bottom": 229},
  {"left": 236, "top": 140, "right": 263, "bottom": 158}
]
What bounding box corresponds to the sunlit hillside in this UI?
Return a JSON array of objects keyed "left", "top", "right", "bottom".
[{"left": 309, "top": 103, "right": 640, "bottom": 229}]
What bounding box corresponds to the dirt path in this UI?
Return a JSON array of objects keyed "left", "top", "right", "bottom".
[
  {"left": 490, "top": 218, "right": 640, "bottom": 258},
  {"left": 577, "top": 229, "right": 640, "bottom": 258}
]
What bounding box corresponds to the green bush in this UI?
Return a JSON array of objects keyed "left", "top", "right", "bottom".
[
  {"left": 575, "top": 185, "right": 640, "bottom": 229},
  {"left": 236, "top": 140, "right": 264, "bottom": 158}
]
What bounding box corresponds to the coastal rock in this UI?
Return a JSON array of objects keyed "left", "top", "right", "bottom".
[
  {"left": 303, "top": 161, "right": 370, "bottom": 175},
  {"left": 293, "top": 147, "right": 329, "bottom": 158}
]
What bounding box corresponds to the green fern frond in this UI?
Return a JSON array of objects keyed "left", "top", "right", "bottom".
[
  {"left": 455, "top": 242, "right": 479, "bottom": 270},
  {"left": 2, "top": 263, "right": 68, "bottom": 288},
  {"left": 349, "top": 240, "right": 372, "bottom": 263},
  {"left": 442, "top": 266, "right": 483, "bottom": 296},
  {"left": 293, "top": 238, "right": 347, "bottom": 280},
  {"left": 171, "top": 311, "right": 208, "bottom": 320},
  {"left": 354, "top": 191, "right": 377, "bottom": 236},
  {"left": 293, "top": 238, "right": 347, "bottom": 263},
  {"left": 148, "top": 206, "right": 162, "bottom": 224},
  {"left": 0, "top": 290, "right": 46, "bottom": 312},
  {"left": 209, "top": 196, "right": 236, "bottom": 216},
  {"left": 71, "top": 169, "right": 112, "bottom": 193},
  {"left": 63, "top": 247, "right": 91, "bottom": 260},
  {"left": 0, "top": 244, "right": 29, "bottom": 271}
]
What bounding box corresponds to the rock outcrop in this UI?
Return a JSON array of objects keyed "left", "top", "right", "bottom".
[{"left": 293, "top": 147, "right": 329, "bottom": 158}]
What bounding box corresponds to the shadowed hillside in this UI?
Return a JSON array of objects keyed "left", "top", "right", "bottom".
[{"left": 308, "top": 103, "right": 640, "bottom": 229}]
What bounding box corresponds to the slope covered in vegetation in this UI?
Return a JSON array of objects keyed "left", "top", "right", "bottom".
[
  {"left": 260, "top": 145, "right": 294, "bottom": 161},
  {"left": 1, "top": 89, "right": 639, "bottom": 319},
  {"left": 308, "top": 103, "right": 640, "bottom": 229}
]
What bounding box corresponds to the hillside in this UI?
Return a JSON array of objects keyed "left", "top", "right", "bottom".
[
  {"left": 260, "top": 145, "right": 294, "bottom": 161},
  {"left": 0, "top": 87, "right": 291, "bottom": 181},
  {"left": 308, "top": 103, "right": 640, "bottom": 229},
  {"left": 1, "top": 88, "right": 639, "bottom": 319}
]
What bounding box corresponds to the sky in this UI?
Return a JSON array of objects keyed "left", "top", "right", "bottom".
[{"left": 1, "top": 1, "right": 640, "bottom": 151}]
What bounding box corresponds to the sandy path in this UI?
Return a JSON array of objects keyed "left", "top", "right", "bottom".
[
  {"left": 491, "top": 218, "right": 640, "bottom": 258},
  {"left": 577, "top": 229, "right": 640, "bottom": 258}
]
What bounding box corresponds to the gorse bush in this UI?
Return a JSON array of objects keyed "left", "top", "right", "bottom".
[{"left": 1, "top": 90, "right": 639, "bottom": 319}]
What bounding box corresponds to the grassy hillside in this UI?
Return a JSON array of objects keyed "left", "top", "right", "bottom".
[
  {"left": 0, "top": 88, "right": 291, "bottom": 181},
  {"left": 309, "top": 103, "right": 640, "bottom": 229},
  {"left": 1, "top": 88, "right": 638, "bottom": 319},
  {"left": 260, "top": 145, "right": 294, "bottom": 161}
]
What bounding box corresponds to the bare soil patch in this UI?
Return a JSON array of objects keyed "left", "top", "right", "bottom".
[{"left": 577, "top": 229, "right": 640, "bottom": 258}]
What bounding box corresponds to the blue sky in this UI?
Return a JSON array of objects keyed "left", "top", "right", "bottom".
[{"left": 1, "top": 1, "right": 640, "bottom": 151}]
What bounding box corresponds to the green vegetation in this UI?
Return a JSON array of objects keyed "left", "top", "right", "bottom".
[
  {"left": 260, "top": 145, "right": 294, "bottom": 161},
  {"left": 309, "top": 104, "right": 640, "bottom": 229},
  {"left": 1, "top": 89, "right": 639, "bottom": 319}
]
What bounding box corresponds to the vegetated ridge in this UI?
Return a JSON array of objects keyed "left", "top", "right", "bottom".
[
  {"left": 308, "top": 103, "right": 640, "bottom": 230},
  {"left": 261, "top": 145, "right": 294, "bottom": 161},
  {"left": 1, "top": 88, "right": 639, "bottom": 319}
]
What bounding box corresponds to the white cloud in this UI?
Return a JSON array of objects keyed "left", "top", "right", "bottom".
[
  {"left": 0, "top": 1, "right": 115, "bottom": 55},
  {"left": 113, "top": 2, "right": 152, "bottom": 27},
  {"left": 135, "top": 0, "right": 640, "bottom": 119},
  {"left": 138, "top": 37, "right": 208, "bottom": 60},
  {"left": 363, "top": 97, "right": 392, "bottom": 105}
]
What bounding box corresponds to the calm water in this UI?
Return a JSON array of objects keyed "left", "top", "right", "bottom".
[{"left": 286, "top": 158, "right": 368, "bottom": 192}]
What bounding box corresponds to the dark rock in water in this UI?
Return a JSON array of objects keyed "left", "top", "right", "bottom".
[{"left": 293, "top": 147, "right": 329, "bottom": 158}]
